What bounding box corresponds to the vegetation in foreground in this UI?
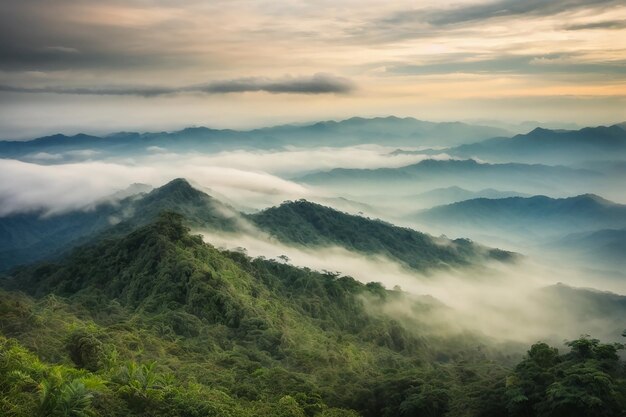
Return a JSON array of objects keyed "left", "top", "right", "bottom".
[{"left": 0, "top": 213, "right": 624, "bottom": 416}]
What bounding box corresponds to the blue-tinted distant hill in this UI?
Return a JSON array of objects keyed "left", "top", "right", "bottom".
[
  {"left": 550, "top": 228, "right": 626, "bottom": 269},
  {"left": 400, "top": 186, "right": 530, "bottom": 209},
  {"left": 247, "top": 116, "right": 510, "bottom": 147},
  {"left": 0, "top": 116, "right": 510, "bottom": 161},
  {"left": 297, "top": 158, "right": 603, "bottom": 196},
  {"left": 413, "top": 194, "right": 626, "bottom": 238},
  {"left": 450, "top": 124, "right": 626, "bottom": 164}
]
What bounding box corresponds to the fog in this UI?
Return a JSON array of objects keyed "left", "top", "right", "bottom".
[
  {"left": 198, "top": 226, "right": 626, "bottom": 344},
  {"left": 0, "top": 145, "right": 451, "bottom": 216}
]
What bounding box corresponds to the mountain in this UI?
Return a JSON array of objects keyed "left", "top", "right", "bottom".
[
  {"left": 117, "top": 178, "right": 240, "bottom": 231},
  {"left": 1, "top": 210, "right": 625, "bottom": 416},
  {"left": 0, "top": 178, "right": 239, "bottom": 271},
  {"left": 247, "top": 116, "right": 510, "bottom": 148},
  {"left": 413, "top": 194, "right": 626, "bottom": 239},
  {"left": 0, "top": 197, "right": 137, "bottom": 272},
  {"left": 248, "top": 199, "right": 516, "bottom": 270},
  {"left": 450, "top": 124, "right": 626, "bottom": 164},
  {"left": 550, "top": 228, "right": 626, "bottom": 268},
  {"left": 297, "top": 159, "right": 603, "bottom": 196},
  {"left": 0, "top": 178, "right": 515, "bottom": 272},
  {"left": 0, "top": 211, "right": 513, "bottom": 417},
  {"left": 401, "top": 186, "right": 529, "bottom": 209},
  {"left": 537, "top": 284, "right": 626, "bottom": 335},
  {"left": 0, "top": 117, "right": 510, "bottom": 161}
]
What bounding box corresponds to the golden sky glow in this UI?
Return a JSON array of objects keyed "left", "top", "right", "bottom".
[{"left": 0, "top": 0, "right": 625, "bottom": 136}]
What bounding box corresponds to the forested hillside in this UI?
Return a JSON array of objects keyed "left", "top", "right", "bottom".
[
  {"left": 0, "top": 179, "right": 515, "bottom": 273},
  {"left": 249, "top": 200, "right": 515, "bottom": 270},
  {"left": 1, "top": 212, "right": 625, "bottom": 416}
]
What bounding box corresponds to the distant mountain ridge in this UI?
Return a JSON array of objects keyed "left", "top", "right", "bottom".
[
  {"left": 414, "top": 194, "right": 626, "bottom": 238},
  {"left": 449, "top": 124, "right": 626, "bottom": 164},
  {"left": 550, "top": 228, "right": 626, "bottom": 268},
  {"left": 0, "top": 116, "right": 510, "bottom": 161},
  {"left": 401, "top": 186, "right": 530, "bottom": 209},
  {"left": 297, "top": 158, "right": 602, "bottom": 196}
]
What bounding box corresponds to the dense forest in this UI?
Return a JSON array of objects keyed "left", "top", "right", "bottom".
[
  {"left": 1, "top": 212, "right": 624, "bottom": 416},
  {"left": 249, "top": 199, "right": 516, "bottom": 269}
]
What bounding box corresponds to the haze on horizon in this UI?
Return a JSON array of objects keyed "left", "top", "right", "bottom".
[{"left": 1, "top": 0, "right": 626, "bottom": 138}]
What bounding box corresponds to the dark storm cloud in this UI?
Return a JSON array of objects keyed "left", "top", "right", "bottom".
[
  {"left": 202, "top": 74, "right": 355, "bottom": 94},
  {"left": 0, "top": 74, "right": 355, "bottom": 96}
]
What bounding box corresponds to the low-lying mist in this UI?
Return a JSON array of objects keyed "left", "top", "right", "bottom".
[
  {"left": 198, "top": 226, "right": 626, "bottom": 345},
  {"left": 0, "top": 146, "right": 450, "bottom": 216}
]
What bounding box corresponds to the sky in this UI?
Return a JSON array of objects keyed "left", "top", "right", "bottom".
[{"left": 1, "top": 0, "right": 626, "bottom": 138}]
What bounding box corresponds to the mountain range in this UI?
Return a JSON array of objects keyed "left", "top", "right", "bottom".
[
  {"left": 449, "top": 124, "right": 626, "bottom": 164},
  {"left": 0, "top": 178, "right": 514, "bottom": 272},
  {"left": 297, "top": 158, "right": 603, "bottom": 196},
  {"left": 398, "top": 186, "right": 529, "bottom": 209},
  {"left": 2, "top": 116, "right": 626, "bottom": 417},
  {"left": 412, "top": 194, "right": 626, "bottom": 240},
  {"left": 0, "top": 117, "right": 510, "bottom": 161},
  {"left": 1, "top": 177, "right": 625, "bottom": 416},
  {"left": 550, "top": 228, "right": 626, "bottom": 268}
]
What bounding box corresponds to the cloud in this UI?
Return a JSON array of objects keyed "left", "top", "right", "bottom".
[
  {"left": 385, "top": 54, "right": 626, "bottom": 77},
  {"left": 200, "top": 74, "right": 355, "bottom": 94},
  {"left": 0, "top": 144, "right": 447, "bottom": 214},
  {"left": 43, "top": 45, "right": 80, "bottom": 54},
  {"left": 0, "top": 73, "right": 355, "bottom": 97},
  {"left": 0, "top": 158, "right": 311, "bottom": 216},
  {"left": 140, "top": 145, "right": 448, "bottom": 177},
  {"left": 146, "top": 146, "right": 167, "bottom": 153},
  {"left": 0, "top": 146, "right": 447, "bottom": 216},
  {"left": 350, "top": 0, "right": 625, "bottom": 44},
  {"left": 424, "top": 0, "right": 622, "bottom": 26},
  {"left": 198, "top": 228, "right": 626, "bottom": 343},
  {"left": 565, "top": 19, "right": 626, "bottom": 30},
  {"left": 26, "top": 152, "right": 63, "bottom": 161},
  {"left": 24, "top": 149, "right": 100, "bottom": 161}
]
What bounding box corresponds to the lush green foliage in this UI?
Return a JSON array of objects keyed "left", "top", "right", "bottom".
[
  {"left": 505, "top": 338, "right": 626, "bottom": 417},
  {"left": 1, "top": 212, "right": 624, "bottom": 416},
  {"left": 249, "top": 199, "right": 515, "bottom": 270}
]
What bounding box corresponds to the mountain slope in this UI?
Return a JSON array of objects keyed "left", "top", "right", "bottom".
[
  {"left": 248, "top": 199, "right": 515, "bottom": 270},
  {"left": 413, "top": 194, "right": 626, "bottom": 238},
  {"left": 0, "top": 178, "right": 239, "bottom": 271},
  {"left": 451, "top": 124, "right": 626, "bottom": 164},
  {"left": 0, "top": 211, "right": 511, "bottom": 417},
  {"left": 0, "top": 178, "right": 515, "bottom": 272},
  {"left": 1, "top": 211, "right": 625, "bottom": 416},
  {"left": 0, "top": 195, "right": 141, "bottom": 271}
]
